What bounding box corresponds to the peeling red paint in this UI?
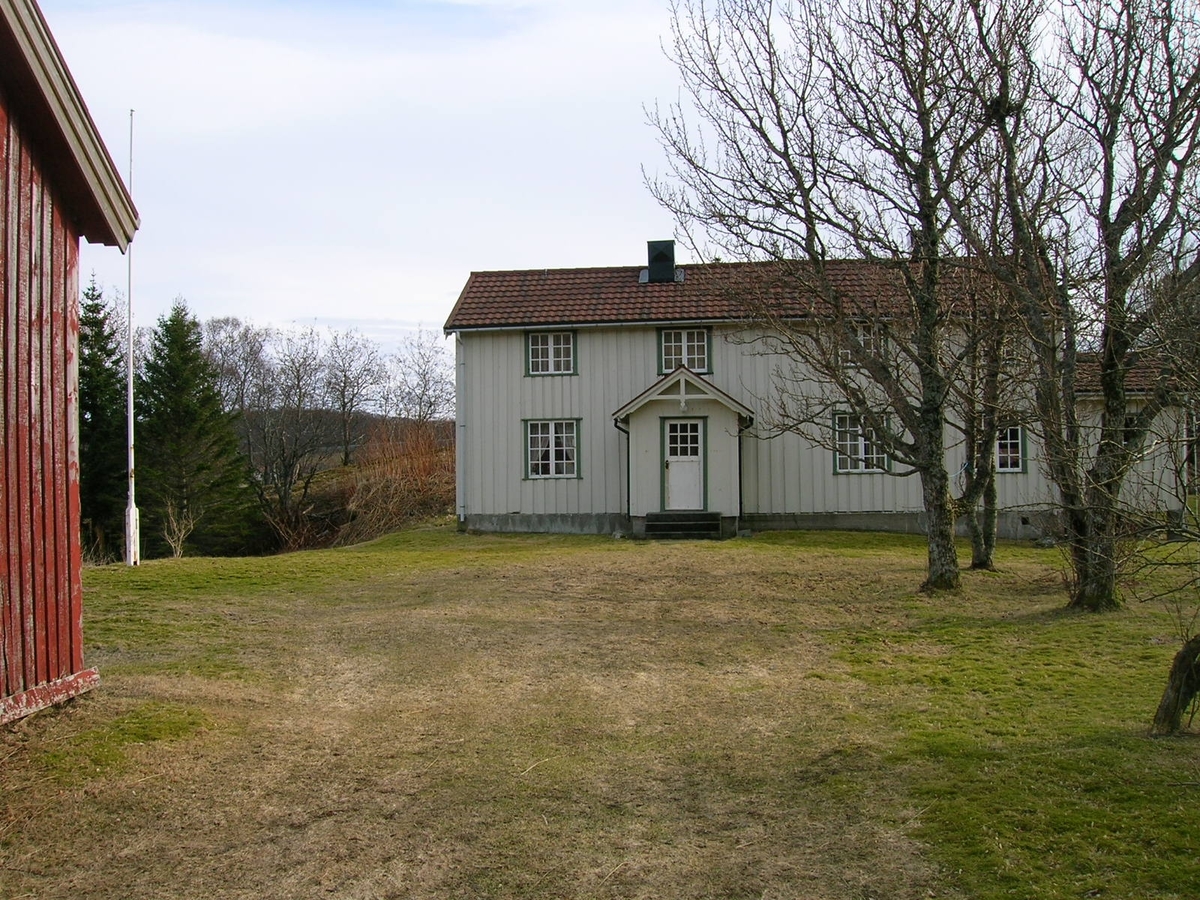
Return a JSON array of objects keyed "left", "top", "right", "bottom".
[
  {"left": 1, "top": 76, "right": 95, "bottom": 724},
  {"left": 0, "top": 668, "right": 99, "bottom": 725}
]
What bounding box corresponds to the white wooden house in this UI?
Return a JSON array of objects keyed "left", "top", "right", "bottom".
[{"left": 444, "top": 242, "right": 1188, "bottom": 539}]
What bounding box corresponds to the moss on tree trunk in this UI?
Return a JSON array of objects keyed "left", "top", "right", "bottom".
[{"left": 1152, "top": 635, "right": 1200, "bottom": 736}]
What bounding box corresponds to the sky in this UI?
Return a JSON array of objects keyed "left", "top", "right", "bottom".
[{"left": 39, "top": 0, "right": 686, "bottom": 350}]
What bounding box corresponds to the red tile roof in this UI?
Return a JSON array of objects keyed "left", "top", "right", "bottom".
[
  {"left": 444, "top": 256, "right": 1184, "bottom": 400},
  {"left": 1074, "top": 352, "right": 1182, "bottom": 396},
  {"left": 444, "top": 259, "right": 953, "bottom": 332}
]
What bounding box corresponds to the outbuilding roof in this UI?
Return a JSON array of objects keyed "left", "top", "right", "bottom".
[
  {"left": 0, "top": 0, "right": 138, "bottom": 249},
  {"left": 443, "top": 258, "right": 939, "bottom": 333}
]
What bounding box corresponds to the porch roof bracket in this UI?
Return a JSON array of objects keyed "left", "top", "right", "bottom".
[{"left": 611, "top": 367, "right": 755, "bottom": 422}]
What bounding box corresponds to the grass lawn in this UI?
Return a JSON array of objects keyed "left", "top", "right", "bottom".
[{"left": 1, "top": 524, "right": 1196, "bottom": 899}]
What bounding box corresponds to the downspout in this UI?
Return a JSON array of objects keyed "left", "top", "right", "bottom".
[
  {"left": 455, "top": 334, "right": 467, "bottom": 528},
  {"left": 614, "top": 417, "right": 630, "bottom": 520},
  {"left": 738, "top": 424, "right": 744, "bottom": 520},
  {"left": 738, "top": 414, "right": 754, "bottom": 533}
]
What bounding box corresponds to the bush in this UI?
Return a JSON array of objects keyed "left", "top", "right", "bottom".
[{"left": 331, "top": 421, "right": 454, "bottom": 546}]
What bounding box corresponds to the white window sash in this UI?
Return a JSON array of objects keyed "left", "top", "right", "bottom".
[
  {"left": 528, "top": 420, "right": 577, "bottom": 477},
  {"left": 996, "top": 426, "right": 1023, "bottom": 472},
  {"left": 529, "top": 333, "right": 573, "bottom": 374},
  {"left": 835, "top": 414, "right": 886, "bottom": 473},
  {"left": 662, "top": 329, "right": 708, "bottom": 371}
]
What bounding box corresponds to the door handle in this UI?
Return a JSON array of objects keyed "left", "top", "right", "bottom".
[{"left": 664, "top": 460, "right": 670, "bottom": 469}]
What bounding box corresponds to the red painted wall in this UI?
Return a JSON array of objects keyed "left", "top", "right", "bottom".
[{"left": 1, "top": 80, "right": 98, "bottom": 724}]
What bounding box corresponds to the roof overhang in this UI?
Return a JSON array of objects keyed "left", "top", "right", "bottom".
[
  {"left": 613, "top": 367, "right": 755, "bottom": 426},
  {"left": 0, "top": 0, "right": 138, "bottom": 249},
  {"left": 446, "top": 318, "right": 734, "bottom": 336}
]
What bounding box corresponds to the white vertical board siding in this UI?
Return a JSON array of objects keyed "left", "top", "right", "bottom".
[
  {"left": 460, "top": 331, "right": 520, "bottom": 514},
  {"left": 1110, "top": 404, "right": 1191, "bottom": 510},
  {"left": 625, "top": 400, "right": 742, "bottom": 516},
  {"left": 455, "top": 335, "right": 466, "bottom": 517},
  {"left": 576, "top": 327, "right": 652, "bottom": 512},
  {"left": 985, "top": 403, "right": 1189, "bottom": 516},
  {"left": 705, "top": 404, "right": 743, "bottom": 516},
  {"left": 991, "top": 426, "right": 1054, "bottom": 513},
  {"left": 457, "top": 323, "right": 1185, "bottom": 523},
  {"left": 627, "top": 404, "right": 660, "bottom": 516},
  {"left": 459, "top": 327, "right": 661, "bottom": 518},
  {"left": 711, "top": 325, "right": 923, "bottom": 515}
]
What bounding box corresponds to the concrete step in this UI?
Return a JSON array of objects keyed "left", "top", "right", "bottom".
[{"left": 644, "top": 511, "right": 723, "bottom": 539}]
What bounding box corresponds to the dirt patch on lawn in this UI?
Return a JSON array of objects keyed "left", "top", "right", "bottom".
[{"left": 2, "top": 534, "right": 962, "bottom": 899}]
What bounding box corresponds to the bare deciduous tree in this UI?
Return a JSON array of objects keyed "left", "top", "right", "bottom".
[
  {"left": 946, "top": 279, "right": 1029, "bottom": 570},
  {"left": 382, "top": 330, "right": 455, "bottom": 426},
  {"left": 324, "top": 328, "right": 385, "bottom": 467},
  {"left": 336, "top": 329, "right": 456, "bottom": 545},
  {"left": 203, "top": 319, "right": 425, "bottom": 549},
  {"left": 1112, "top": 405, "right": 1200, "bottom": 734},
  {"left": 243, "top": 327, "right": 334, "bottom": 547},
  {"left": 654, "top": 0, "right": 1200, "bottom": 605},
  {"left": 162, "top": 498, "right": 197, "bottom": 559},
  {"left": 952, "top": 0, "right": 1200, "bottom": 610},
  {"left": 651, "top": 0, "right": 1009, "bottom": 590},
  {"left": 203, "top": 317, "right": 271, "bottom": 415}
]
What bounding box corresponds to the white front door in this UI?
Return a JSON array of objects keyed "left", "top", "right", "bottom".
[{"left": 664, "top": 419, "right": 704, "bottom": 510}]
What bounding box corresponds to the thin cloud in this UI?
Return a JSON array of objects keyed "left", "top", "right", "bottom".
[{"left": 43, "top": 0, "right": 681, "bottom": 329}]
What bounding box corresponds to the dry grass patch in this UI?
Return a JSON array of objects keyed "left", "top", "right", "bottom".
[{"left": 2, "top": 528, "right": 1190, "bottom": 899}]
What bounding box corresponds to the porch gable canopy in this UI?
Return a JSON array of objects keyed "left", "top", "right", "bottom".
[{"left": 613, "top": 367, "right": 755, "bottom": 427}]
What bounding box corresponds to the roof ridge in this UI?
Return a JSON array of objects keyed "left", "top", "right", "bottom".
[{"left": 443, "top": 257, "right": 988, "bottom": 333}]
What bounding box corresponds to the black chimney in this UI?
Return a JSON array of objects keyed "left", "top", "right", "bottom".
[{"left": 647, "top": 240, "right": 676, "bottom": 284}]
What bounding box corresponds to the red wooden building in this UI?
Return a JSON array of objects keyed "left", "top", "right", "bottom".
[{"left": 1, "top": 0, "right": 138, "bottom": 723}]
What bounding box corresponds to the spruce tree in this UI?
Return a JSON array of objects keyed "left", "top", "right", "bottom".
[
  {"left": 136, "top": 299, "right": 256, "bottom": 557},
  {"left": 78, "top": 278, "right": 127, "bottom": 561}
]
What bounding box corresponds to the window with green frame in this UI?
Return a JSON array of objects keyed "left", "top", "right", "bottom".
[
  {"left": 659, "top": 328, "right": 710, "bottom": 373},
  {"left": 996, "top": 425, "right": 1025, "bottom": 472},
  {"left": 833, "top": 413, "right": 887, "bottom": 473},
  {"left": 526, "top": 419, "right": 579, "bottom": 478},
  {"left": 527, "top": 332, "right": 575, "bottom": 375}
]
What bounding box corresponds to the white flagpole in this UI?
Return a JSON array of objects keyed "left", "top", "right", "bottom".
[{"left": 124, "top": 108, "right": 139, "bottom": 566}]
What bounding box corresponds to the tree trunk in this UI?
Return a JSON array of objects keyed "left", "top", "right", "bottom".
[
  {"left": 921, "top": 465, "right": 961, "bottom": 591},
  {"left": 1068, "top": 507, "right": 1121, "bottom": 611},
  {"left": 1069, "top": 556, "right": 1120, "bottom": 611},
  {"left": 969, "top": 473, "right": 998, "bottom": 570},
  {"left": 1151, "top": 635, "right": 1200, "bottom": 736},
  {"left": 968, "top": 511, "right": 996, "bottom": 570}
]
